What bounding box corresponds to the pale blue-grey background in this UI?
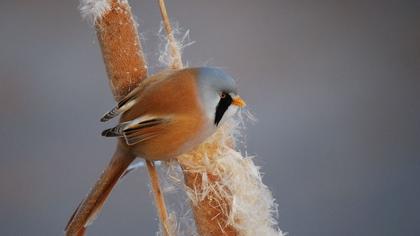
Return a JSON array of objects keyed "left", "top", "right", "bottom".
[{"left": 0, "top": 0, "right": 419, "bottom": 235}]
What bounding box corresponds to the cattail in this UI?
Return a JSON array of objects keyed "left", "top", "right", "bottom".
[
  {"left": 66, "top": 0, "right": 170, "bottom": 235},
  {"left": 66, "top": 0, "right": 284, "bottom": 235},
  {"left": 157, "top": 1, "right": 283, "bottom": 235}
]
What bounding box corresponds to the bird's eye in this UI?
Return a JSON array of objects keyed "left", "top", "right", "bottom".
[{"left": 220, "top": 92, "right": 226, "bottom": 99}]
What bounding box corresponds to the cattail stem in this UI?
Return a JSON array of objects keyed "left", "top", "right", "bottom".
[
  {"left": 157, "top": 0, "right": 183, "bottom": 69},
  {"left": 156, "top": 1, "right": 239, "bottom": 235},
  {"left": 96, "top": 0, "right": 171, "bottom": 234},
  {"left": 146, "top": 160, "right": 170, "bottom": 236},
  {"left": 67, "top": 0, "right": 170, "bottom": 235}
]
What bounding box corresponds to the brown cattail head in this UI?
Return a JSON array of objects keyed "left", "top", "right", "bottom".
[{"left": 95, "top": 0, "right": 148, "bottom": 101}]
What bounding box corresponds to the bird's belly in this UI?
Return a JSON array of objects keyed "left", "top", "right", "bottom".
[
  {"left": 132, "top": 134, "right": 203, "bottom": 161},
  {"left": 131, "top": 120, "right": 214, "bottom": 161}
]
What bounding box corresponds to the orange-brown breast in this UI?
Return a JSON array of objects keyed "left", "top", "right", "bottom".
[{"left": 120, "top": 69, "right": 208, "bottom": 160}]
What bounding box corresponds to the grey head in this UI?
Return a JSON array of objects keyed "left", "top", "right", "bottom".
[
  {"left": 192, "top": 67, "right": 245, "bottom": 126},
  {"left": 196, "top": 67, "right": 238, "bottom": 95}
]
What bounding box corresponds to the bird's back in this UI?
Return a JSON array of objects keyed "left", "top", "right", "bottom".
[{"left": 120, "top": 68, "right": 209, "bottom": 160}]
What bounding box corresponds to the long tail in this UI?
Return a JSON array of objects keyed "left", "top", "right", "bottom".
[{"left": 65, "top": 145, "right": 135, "bottom": 236}]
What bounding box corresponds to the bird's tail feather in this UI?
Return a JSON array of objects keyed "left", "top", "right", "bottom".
[{"left": 65, "top": 147, "right": 135, "bottom": 236}]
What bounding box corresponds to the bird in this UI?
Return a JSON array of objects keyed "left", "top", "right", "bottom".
[
  {"left": 100, "top": 66, "right": 246, "bottom": 161},
  {"left": 65, "top": 67, "right": 245, "bottom": 235}
]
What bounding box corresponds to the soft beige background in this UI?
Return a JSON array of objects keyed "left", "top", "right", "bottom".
[{"left": 0, "top": 0, "right": 419, "bottom": 235}]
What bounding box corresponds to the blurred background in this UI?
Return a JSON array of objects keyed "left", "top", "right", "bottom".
[{"left": 0, "top": 0, "right": 419, "bottom": 235}]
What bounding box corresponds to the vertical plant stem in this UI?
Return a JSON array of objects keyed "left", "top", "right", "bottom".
[
  {"left": 157, "top": 0, "right": 183, "bottom": 69},
  {"left": 67, "top": 0, "right": 170, "bottom": 235},
  {"left": 156, "top": 1, "right": 239, "bottom": 235},
  {"left": 95, "top": 0, "right": 171, "bottom": 234},
  {"left": 146, "top": 161, "right": 170, "bottom": 236}
]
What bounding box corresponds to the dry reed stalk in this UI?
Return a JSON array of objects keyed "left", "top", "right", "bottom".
[
  {"left": 157, "top": 1, "right": 283, "bottom": 235},
  {"left": 157, "top": 0, "right": 183, "bottom": 69},
  {"left": 157, "top": 1, "right": 238, "bottom": 235},
  {"left": 66, "top": 0, "right": 170, "bottom": 235},
  {"left": 146, "top": 160, "right": 171, "bottom": 235}
]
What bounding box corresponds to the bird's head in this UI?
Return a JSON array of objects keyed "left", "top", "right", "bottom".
[{"left": 194, "top": 67, "right": 246, "bottom": 126}]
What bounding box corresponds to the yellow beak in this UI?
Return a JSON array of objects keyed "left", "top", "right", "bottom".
[{"left": 232, "top": 96, "right": 246, "bottom": 108}]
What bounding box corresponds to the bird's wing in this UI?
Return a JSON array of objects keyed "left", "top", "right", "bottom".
[
  {"left": 102, "top": 115, "right": 171, "bottom": 145},
  {"left": 100, "top": 84, "right": 144, "bottom": 122},
  {"left": 100, "top": 70, "right": 175, "bottom": 122}
]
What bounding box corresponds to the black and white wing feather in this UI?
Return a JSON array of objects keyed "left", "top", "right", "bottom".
[
  {"left": 100, "top": 71, "right": 173, "bottom": 122},
  {"left": 101, "top": 115, "right": 171, "bottom": 145}
]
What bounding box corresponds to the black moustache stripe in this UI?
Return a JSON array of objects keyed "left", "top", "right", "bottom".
[{"left": 214, "top": 93, "right": 232, "bottom": 126}]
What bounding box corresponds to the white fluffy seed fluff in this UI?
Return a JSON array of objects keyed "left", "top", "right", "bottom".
[
  {"left": 159, "top": 116, "right": 284, "bottom": 236},
  {"left": 157, "top": 22, "right": 195, "bottom": 68},
  {"left": 79, "top": 0, "right": 112, "bottom": 24}
]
